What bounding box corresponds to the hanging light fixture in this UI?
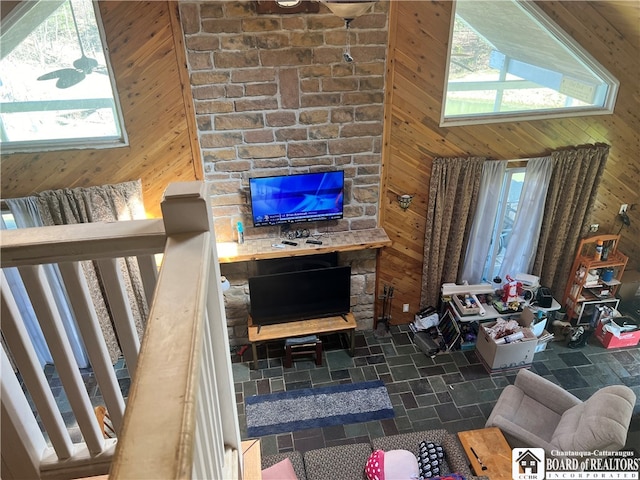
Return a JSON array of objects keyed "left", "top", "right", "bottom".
[
  {"left": 275, "top": 0, "right": 302, "bottom": 7},
  {"left": 256, "top": 1, "right": 319, "bottom": 14},
  {"left": 320, "top": 1, "right": 376, "bottom": 63},
  {"left": 321, "top": 0, "right": 376, "bottom": 21}
]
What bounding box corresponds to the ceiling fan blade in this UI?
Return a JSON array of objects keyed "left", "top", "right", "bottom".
[
  {"left": 55, "top": 70, "right": 86, "bottom": 89},
  {"left": 37, "top": 68, "right": 77, "bottom": 81}
]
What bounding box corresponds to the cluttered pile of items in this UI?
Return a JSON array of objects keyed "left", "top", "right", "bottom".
[
  {"left": 592, "top": 306, "right": 640, "bottom": 349},
  {"left": 409, "top": 277, "right": 555, "bottom": 370},
  {"left": 409, "top": 305, "right": 462, "bottom": 357}
]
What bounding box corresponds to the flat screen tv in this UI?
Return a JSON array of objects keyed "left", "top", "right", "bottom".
[
  {"left": 248, "top": 265, "right": 351, "bottom": 326},
  {"left": 249, "top": 171, "right": 344, "bottom": 227}
]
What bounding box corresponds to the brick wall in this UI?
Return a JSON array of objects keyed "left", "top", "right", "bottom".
[{"left": 179, "top": 1, "right": 389, "bottom": 342}]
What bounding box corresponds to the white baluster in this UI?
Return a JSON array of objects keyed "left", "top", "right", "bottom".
[
  {"left": 1, "top": 347, "right": 46, "bottom": 479},
  {"left": 58, "top": 261, "right": 126, "bottom": 433},
  {"left": 95, "top": 258, "right": 140, "bottom": 378},
  {"left": 1, "top": 271, "right": 74, "bottom": 460},
  {"left": 18, "top": 264, "right": 104, "bottom": 455},
  {"left": 137, "top": 254, "right": 159, "bottom": 308}
]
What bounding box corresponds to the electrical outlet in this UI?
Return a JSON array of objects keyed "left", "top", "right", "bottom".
[
  {"left": 402, "top": 303, "right": 410, "bottom": 313},
  {"left": 620, "top": 204, "right": 628, "bottom": 214},
  {"left": 589, "top": 224, "right": 599, "bottom": 232}
]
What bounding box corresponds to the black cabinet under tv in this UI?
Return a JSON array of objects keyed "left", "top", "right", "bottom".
[
  {"left": 255, "top": 252, "right": 338, "bottom": 275},
  {"left": 249, "top": 253, "right": 351, "bottom": 327}
]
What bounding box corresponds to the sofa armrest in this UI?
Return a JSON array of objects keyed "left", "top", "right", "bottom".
[
  {"left": 514, "top": 369, "right": 581, "bottom": 415},
  {"left": 490, "top": 414, "right": 556, "bottom": 453}
]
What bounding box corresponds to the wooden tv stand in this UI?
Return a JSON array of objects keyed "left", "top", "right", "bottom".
[{"left": 247, "top": 313, "right": 357, "bottom": 369}]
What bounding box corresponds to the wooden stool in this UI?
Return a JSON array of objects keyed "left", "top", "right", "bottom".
[{"left": 284, "top": 335, "right": 322, "bottom": 368}]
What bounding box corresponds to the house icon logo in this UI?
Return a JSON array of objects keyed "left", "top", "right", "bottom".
[{"left": 512, "top": 448, "right": 545, "bottom": 480}]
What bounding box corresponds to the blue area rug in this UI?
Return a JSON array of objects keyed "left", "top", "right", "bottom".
[{"left": 245, "top": 380, "right": 394, "bottom": 437}]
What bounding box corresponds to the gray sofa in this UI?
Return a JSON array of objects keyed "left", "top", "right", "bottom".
[{"left": 261, "top": 428, "right": 487, "bottom": 480}]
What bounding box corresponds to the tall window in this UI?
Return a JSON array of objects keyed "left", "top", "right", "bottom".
[
  {"left": 0, "top": 0, "right": 127, "bottom": 152},
  {"left": 461, "top": 157, "right": 551, "bottom": 285},
  {"left": 483, "top": 168, "right": 525, "bottom": 281}
]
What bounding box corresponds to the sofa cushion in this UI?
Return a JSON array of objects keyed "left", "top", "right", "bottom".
[
  {"left": 262, "top": 457, "right": 298, "bottom": 480},
  {"left": 262, "top": 451, "right": 307, "bottom": 480},
  {"left": 365, "top": 449, "right": 419, "bottom": 480},
  {"left": 303, "top": 443, "right": 373, "bottom": 480},
  {"left": 552, "top": 385, "right": 636, "bottom": 451},
  {"left": 370, "top": 429, "right": 472, "bottom": 476}
]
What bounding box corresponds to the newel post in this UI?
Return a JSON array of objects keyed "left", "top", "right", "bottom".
[
  {"left": 161, "top": 181, "right": 211, "bottom": 234},
  {"left": 159, "top": 181, "right": 243, "bottom": 477}
]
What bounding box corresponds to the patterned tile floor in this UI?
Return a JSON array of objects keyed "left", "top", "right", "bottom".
[
  {"left": 231, "top": 325, "right": 640, "bottom": 457},
  {"left": 32, "top": 324, "right": 640, "bottom": 455}
]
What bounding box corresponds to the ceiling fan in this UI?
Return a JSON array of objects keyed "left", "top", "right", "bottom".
[{"left": 37, "top": 1, "right": 100, "bottom": 89}]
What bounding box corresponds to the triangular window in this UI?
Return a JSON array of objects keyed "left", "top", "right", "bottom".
[
  {"left": 0, "top": 0, "right": 127, "bottom": 152},
  {"left": 442, "top": 0, "right": 618, "bottom": 126}
]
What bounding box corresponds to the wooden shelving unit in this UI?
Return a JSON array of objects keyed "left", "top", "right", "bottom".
[{"left": 563, "top": 234, "right": 628, "bottom": 324}]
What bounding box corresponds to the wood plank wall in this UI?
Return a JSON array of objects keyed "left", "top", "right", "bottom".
[
  {"left": 0, "top": 1, "right": 202, "bottom": 218},
  {"left": 2, "top": 0, "right": 637, "bottom": 327},
  {"left": 379, "top": 0, "right": 640, "bottom": 324}
]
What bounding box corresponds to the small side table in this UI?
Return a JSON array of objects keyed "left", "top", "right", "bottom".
[
  {"left": 457, "top": 427, "right": 512, "bottom": 480},
  {"left": 284, "top": 335, "right": 322, "bottom": 368},
  {"left": 247, "top": 313, "right": 356, "bottom": 369}
]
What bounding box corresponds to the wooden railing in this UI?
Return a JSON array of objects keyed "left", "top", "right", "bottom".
[{"left": 0, "top": 182, "right": 242, "bottom": 479}]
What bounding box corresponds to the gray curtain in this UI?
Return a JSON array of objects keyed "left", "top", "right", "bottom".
[
  {"left": 420, "top": 156, "right": 486, "bottom": 308},
  {"left": 3, "top": 198, "right": 88, "bottom": 368},
  {"left": 33, "top": 180, "right": 148, "bottom": 363},
  {"left": 532, "top": 144, "right": 610, "bottom": 300}
]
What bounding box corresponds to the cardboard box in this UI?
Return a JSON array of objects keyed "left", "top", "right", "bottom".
[
  {"left": 452, "top": 294, "right": 481, "bottom": 315},
  {"left": 535, "top": 329, "right": 553, "bottom": 353},
  {"left": 475, "top": 319, "right": 538, "bottom": 372},
  {"left": 535, "top": 341, "right": 548, "bottom": 353},
  {"left": 520, "top": 307, "right": 548, "bottom": 338},
  {"left": 594, "top": 320, "right": 640, "bottom": 349}
]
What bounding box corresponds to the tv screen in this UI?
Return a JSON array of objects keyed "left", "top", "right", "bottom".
[
  {"left": 249, "top": 171, "right": 344, "bottom": 227},
  {"left": 248, "top": 265, "right": 351, "bottom": 325}
]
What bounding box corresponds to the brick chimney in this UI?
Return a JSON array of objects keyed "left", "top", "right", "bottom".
[{"left": 179, "top": 1, "right": 389, "bottom": 242}]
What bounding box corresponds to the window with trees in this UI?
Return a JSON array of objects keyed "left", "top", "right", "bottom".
[{"left": 0, "top": 0, "right": 126, "bottom": 152}]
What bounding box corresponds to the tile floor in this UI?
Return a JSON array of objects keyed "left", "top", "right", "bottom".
[
  {"left": 29, "top": 358, "right": 131, "bottom": 443},
  {"left": 231, "top": 325, "right": 640, "bottom": 457},
  {"left": 31, "top": 323, "right": 640, "bottom": 455}
]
